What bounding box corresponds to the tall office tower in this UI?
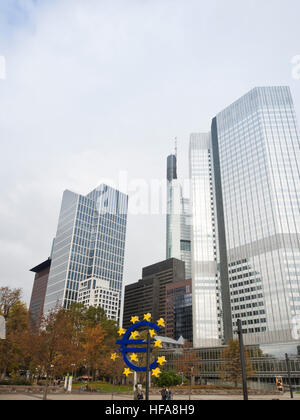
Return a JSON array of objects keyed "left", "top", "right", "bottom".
[
  {"left": 44, "top": 184, "right": 128, "bottom": 322},
  {"left": 212, "top": 86, "right": 300, "bottom": 346},
  {"left": 189, "top": 134, "right": 222, "bottom": 347},
  {"left": 166, "top": 154, "right": 192, "bottom": 279},
  {"left": 123, "top": 258, "right": 185, "bottom": 330}
]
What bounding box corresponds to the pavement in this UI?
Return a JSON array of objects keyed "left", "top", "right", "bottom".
[{"left": 0, "top": 393, "right": 299, "bottom": 400}]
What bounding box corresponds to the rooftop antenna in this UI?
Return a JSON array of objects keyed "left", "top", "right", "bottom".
[{"left": 174, "top": 137, "right": 178, "bottom": 157}]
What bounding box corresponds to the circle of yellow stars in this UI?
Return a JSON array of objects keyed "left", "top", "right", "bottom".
[{"left": 115, "top": 314, "right": 167, "bottom": 378}]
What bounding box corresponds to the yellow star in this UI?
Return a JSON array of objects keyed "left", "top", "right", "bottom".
[
  {"left": 118, "top": 328, "right": 126, "bottom": 336},
  {"left": 123, "top": 368, "right": 133, "bottom": 377},
  {"left": 144, "top": 313, "right": 152, "bottom": 322},
  {"left": 157, "top": 318, "right": 165, "bottom": 328},
  {"left": 154, "top": 339, "right": 163, "bottom": 348},
  {"left": 130, "top": 316, "right": 140, "bottom": 324},
  {"left": 157, "top": 356, "right": 166, "bottom": 366},
  {"left": 130, "top": 353, "right": 139, "bottom": 363},
  {"left": 152, "top": 367, "right": 161, "bottom": 378},
  {"left": 149, "top": 329, "right": 156, "bottom": 339},
  {"left": 130, "top": 331, "right": 140, "bottom": 340},
  {"left": 111, "top": 353, "right": 118, "bottom": 361}
]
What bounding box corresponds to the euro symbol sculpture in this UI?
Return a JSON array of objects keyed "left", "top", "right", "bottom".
[{"left": 116, "top": 321, "right": 160, "bottom": 372}]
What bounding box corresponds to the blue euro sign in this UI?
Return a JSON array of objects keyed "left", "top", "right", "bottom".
[{"left": 116, "top": 321, "right": 160, "bottom": 372}]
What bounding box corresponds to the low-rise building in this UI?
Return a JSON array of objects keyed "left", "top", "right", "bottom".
[{"left": 78, "top": 277, "right": 119, "bottom": 321}]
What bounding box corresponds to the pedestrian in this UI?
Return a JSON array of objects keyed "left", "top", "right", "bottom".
[
  {"left": 134, "top": 385, "right": 139, "bottom": 400},
  {"left": 166, "top": 388, "right": 172, "bottom": 400},
  {"left": 161, "top": 387, "right": 167, "bottom": 401},
  {"left": 137, "top": 386, "right": 144, "bottom": 400}
]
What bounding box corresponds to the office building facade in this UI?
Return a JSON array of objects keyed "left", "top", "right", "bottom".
[
  {"left": 165, "top": 278, "right": 193, "bottom": 344},
  {"left": 29, "top": 258, "right": 51, "bottom": 330},
  {"left": 166, "top": 154, "right": 192, "bottom": 279},
  {"left": 212, "top": 86, "right": 300, "bottom": 346},
  {"left": 77, "top": 278, "right": 120, "bottom": 321},
  {"left": 44, "top": 184, "right": 128, "bottom": 322},
  {"left": 123, "top": 258, "right": 185, "bottom": 330},
  {"left": 189, "top": 134, "right": 222, "bottom": 347}
]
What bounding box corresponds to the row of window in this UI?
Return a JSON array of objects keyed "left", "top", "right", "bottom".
[
  {"left": 231, "top": 286, "right": 262, "bottom": 296},
  {"left": 231, "top": 295, "right": 264, "bottom": 303}
]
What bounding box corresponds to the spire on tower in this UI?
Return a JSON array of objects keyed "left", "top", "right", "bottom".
[{"left": 174, "top": 137, "right": 178, "bottom": 157}]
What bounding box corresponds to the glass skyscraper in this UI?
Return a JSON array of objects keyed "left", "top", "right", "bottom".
[
  {"left": 44, "top": 184, "right": 128, "bottom": 322},
  {"left": 166, "top": 154, "right": 192, "bottom": 279},
  {"left": 212, "top": 86, "right": 300, "bottom": 346},
  {"left": 189, "top": 134, "right": 222, "bottom": 347}
]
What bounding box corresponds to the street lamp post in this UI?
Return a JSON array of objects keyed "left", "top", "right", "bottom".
[
  {"left": 285, "top": 353, "right": 294, "bottom": 399},
  {"left": 145, "top": 332, "right": 151, "bottom": 401},
  {"left": 237, "top": 319, "right": 248, "bottom": 401},
  {"left": 189, "top": 366, "right": 194, "bottom": 401}
]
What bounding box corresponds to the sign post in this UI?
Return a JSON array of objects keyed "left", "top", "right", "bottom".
[
  {"left": 116, "top": 315, "right": 166, "bottom": 401},
  {"left": 67, "top": 376, "right": 73, "bottom": 393},
  {"left": 0, "top": 316, "right": 6, "bottom": 340}
]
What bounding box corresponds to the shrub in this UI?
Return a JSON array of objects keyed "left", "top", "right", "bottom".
[
  {"left": 153, "top": 371, "right": 181, "bottom": 388},
  {"left": 0, "top": 378, "right": 32, "bottom": 386}
]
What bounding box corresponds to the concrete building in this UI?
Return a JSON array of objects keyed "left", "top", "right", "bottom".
[{"left": 77, "top": 278, "right": 119, "bottom": 321}]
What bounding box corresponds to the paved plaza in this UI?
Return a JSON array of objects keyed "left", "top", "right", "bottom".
[{"left": 0, "top": 392, "right": 299, "bottom": 401}]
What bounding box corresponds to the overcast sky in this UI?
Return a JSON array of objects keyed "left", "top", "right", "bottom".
[{"left": 0, "top": 0, "right": 299, "bottom": 305}]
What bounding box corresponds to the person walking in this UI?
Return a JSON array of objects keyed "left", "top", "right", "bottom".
[
  {"left": 137, "top": 387, "right": 144, "bottom": 400},
  {"left": 166, "top": 388, "right": 173, "bottom": 400},
  {"left": 134, "top": 384, "right": 145, "bottom": 400},
  {"left": 161, "top": 387, "right": 167, "bottom": 401},
  {"left": 134, "top": 385, "right": 139, "bottom": 400}
]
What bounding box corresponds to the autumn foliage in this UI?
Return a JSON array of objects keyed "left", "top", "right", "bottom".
[
  {"left": 220, "top": 339, "right": 254, "bottom": 388},
  {"left": 0, "top": 287, "right": 119, "bottom": 384}
]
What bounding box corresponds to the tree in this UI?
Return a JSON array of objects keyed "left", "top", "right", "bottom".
[
  {"left": 68, "top": 303, "right": 118, "bottom": 381},
  {"left": 68, "top": 303, "right": 108, "bottom": 329},
  {"left": 0, "top": 298, "right": 29, "bottom": 379},
  {"left": 220, "top": 339, "right": 254, "bottom": 388},
  {"left": 175, "top": 341, "right": 202, "bottom": 384},
  {"left": 31, "top": 308, "right": 82, "bottom": 400},
  {"left": 101, "top": 353, "right": 124, "bottom": 399},
  {"left": 0, "top": 287, "right": 22, "bottom": 321},
  {"left": 81, "top": 323, "right": 106, "bottom": 381},
  {"left": 174, "top": 341, "right": 202, "bottom": 399},
  {"left": 153, "top": 370, "right": 181, "bottom": 388},
  {"left": 85, "top": 306, "right": 108, "bottom": 327}
]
